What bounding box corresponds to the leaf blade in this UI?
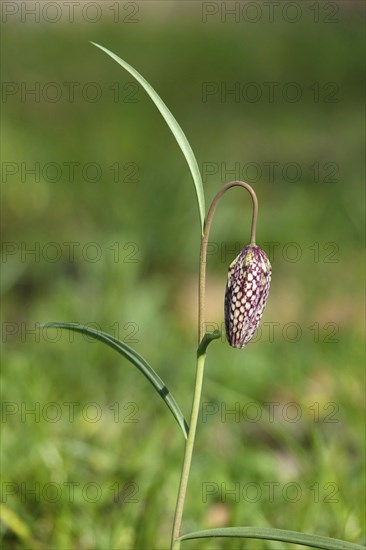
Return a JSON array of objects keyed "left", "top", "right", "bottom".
[
  {"left": 42, "top": 322, "right": 188, "bottom": 439},
  {"left": 91, "top": 41, "right": 205, "bottom": 233},
  {"left": 179, "top": 527, "right": 365, "bottom": 550}
]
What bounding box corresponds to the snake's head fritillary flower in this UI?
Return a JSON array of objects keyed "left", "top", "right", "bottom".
[{"left": 225, "top": 244, "right": 271, "bottom": 348}]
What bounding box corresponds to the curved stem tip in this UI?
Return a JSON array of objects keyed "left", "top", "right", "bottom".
[{"left": 198, "top": 181, "right": 258, "bottom": 341}]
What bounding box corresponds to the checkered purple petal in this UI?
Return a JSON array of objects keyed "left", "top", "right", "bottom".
[{"left": 225, "top": 244, "right": 271, "bottom": 348}]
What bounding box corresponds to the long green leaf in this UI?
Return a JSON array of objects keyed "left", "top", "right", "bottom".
[
  {"left": 91, "top": 41, "right": 205, "bottom": 233},
  {"left": 179, "top": 527, "right": 365, "bottom": 550},
  {"left": 0, "top": 504, "right": 44, "bottom": 549},
  {"left": 42, "top": 322, "right": 189, "bottom": 439}
]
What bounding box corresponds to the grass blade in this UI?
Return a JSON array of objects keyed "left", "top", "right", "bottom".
[
  {"left": 179, "top": 527, "right": 365, "bottom": 550},
  {"left": 42, "top": 322, "right": 189, "bottom": 439},
  {"left": 0, "top": 504, "right": 44, "bottom": 549},
  {"left": 91, "top": 41, "right": 205, "bottom": 233}
]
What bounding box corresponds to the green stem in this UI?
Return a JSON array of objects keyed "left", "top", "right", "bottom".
[
  {"left": 199, "top": 180, "right": 258, "bottom": 340},
  {"left": 171, "top": 181, "right": 258, "bottom": 548},
  {"left": 171, "top": 352, "right": 207, "bottom": 549}
]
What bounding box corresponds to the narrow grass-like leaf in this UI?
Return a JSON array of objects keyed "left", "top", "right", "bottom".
[
  {"left": 42, "top": 322, "right": 189, "bottom": 439},
  {"left": 179, "top": 527, "right": 365, "bottom": 550},
  {"left": 0, "top": 504, "right": 43, "bottom": 549},
  {"left": 91, "top": 41, "right": 205, "bottom": 233}
]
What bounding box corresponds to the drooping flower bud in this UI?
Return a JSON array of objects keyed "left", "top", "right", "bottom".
[{"left": 225, "top": 244, "right": 271, "bottom": 348}]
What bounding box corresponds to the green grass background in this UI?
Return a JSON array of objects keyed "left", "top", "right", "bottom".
[{"left": 1, "top": 1, "right": 365, "bottom": 548}]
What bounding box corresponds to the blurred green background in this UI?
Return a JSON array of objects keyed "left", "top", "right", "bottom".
[{"left": 1, "top": 1, "right": 365, "bottom": 549}]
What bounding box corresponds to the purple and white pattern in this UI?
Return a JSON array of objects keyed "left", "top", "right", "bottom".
[{"left": 225, "top": 244, "right": 271, "bottom": 348}]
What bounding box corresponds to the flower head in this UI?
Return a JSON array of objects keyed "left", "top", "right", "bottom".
[{"left": 225, "top": 244, "right": 271, "bottom": 348}]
